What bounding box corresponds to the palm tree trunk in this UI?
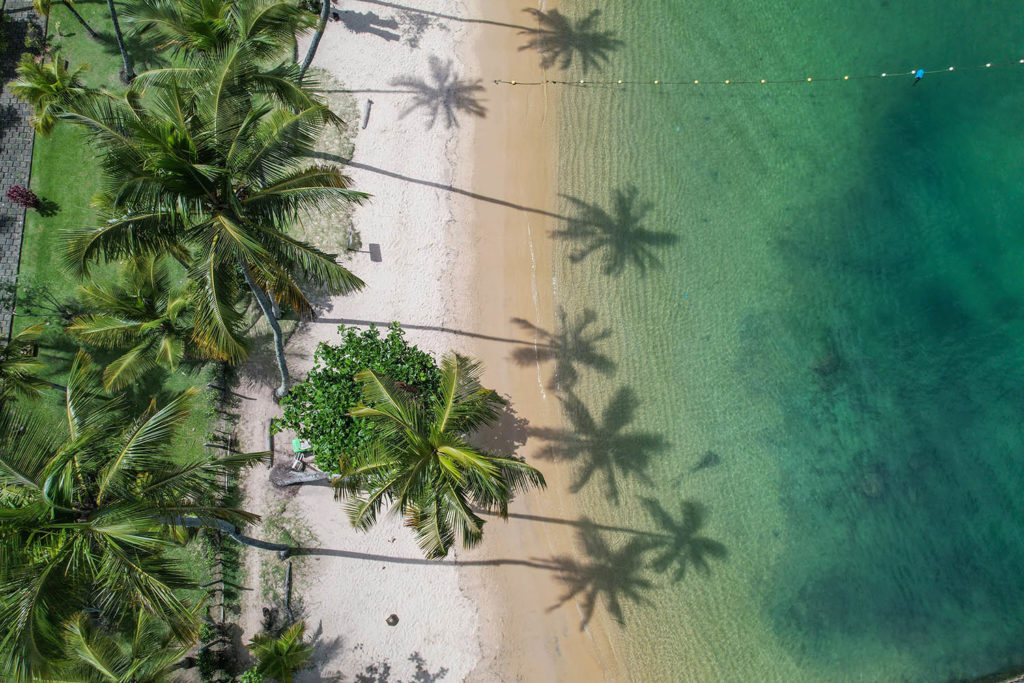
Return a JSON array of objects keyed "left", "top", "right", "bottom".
[
  {"left": 299, "top": 0, "right": 331, "bottom": 78},
  {"left": 242, "top": 264, "right": 289, "bottom": 398},
  {"left": 61, "top": 1, "right": 100, "bottom": 40},
  {"left": 105, "top": 0, "right": 134, "bottom": 83},
  {"left": 175, "top": 516, "right": 291, "bottom": 555}
]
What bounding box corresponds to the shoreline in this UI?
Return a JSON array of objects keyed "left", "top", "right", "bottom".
[
  {"left": 232, "top": 1, "right": 627, "bottom": 679},
  {"left": 458, "top": 1, "right": 626, "bottom": 680}
]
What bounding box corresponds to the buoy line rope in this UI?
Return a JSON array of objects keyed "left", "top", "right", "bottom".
[{"left": 494, "top": 58, "right": 1024, "bottom": 87}]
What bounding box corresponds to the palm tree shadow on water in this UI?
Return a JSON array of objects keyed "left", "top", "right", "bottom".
[
  {"left": 554, "top": 185, "right": 679, "bottom": 277},
  {"left": 510, "top": 307, "right": 615, "bottom": 391},
  {"left": 529, "top": 387, "right": 669, "bottom": 503},
  {"left": 518, "top": 8, "right": 623, "bottom": 73},
  {"left": 390, "top": 55, "right": 486, "bottom": 129}
]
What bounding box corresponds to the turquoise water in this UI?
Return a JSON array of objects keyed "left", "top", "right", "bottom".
[{"left": 540, "top": 1, "right": 1024, "bottom": 680}]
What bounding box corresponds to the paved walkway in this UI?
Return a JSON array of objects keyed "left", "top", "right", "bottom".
[{"left": 0, "top": 0, "right": 40, "bottom": 339}]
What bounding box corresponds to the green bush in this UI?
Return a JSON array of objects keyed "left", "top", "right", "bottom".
[
  {"left": 277, "top": 324, "right": 441, "bottom": 471},
  {"left": 238, "top": 667, "right": 263, "bottom": 682}
]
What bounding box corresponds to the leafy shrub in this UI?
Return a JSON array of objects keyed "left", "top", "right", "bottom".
[
  {"left": 277, "top": 324, "right": 441, "bottom": 471},
  {"left": 238, "top": 667, "right": 263, "bottom": 683},
  {"left": 6, "top": 185, "right": 39, "bottom": 209}
]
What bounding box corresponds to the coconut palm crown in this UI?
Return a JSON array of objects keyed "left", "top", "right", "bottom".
[
  {"left": 61, "top": 49, "right": 368, "bottom": 395},
  {"left": 126, "top": 0, "right": 315, "bottom": 62},
  {"left": 9, "top": 52, "right": 90, "bottom": 136},
  {"left": 67, "top": 255, "right": 233, "bottom": 391},
  {"left": 0, "top": 351, "right": 264, "bottom": 680},
  {"left": 338, "top": 354, "right": 547, "bottom": 559}
]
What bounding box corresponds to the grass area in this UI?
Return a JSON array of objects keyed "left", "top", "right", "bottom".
[{"left": 12, "top": 1, "right": 228, "bottom": 591}]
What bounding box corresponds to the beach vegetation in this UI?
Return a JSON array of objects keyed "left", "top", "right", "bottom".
[
  {"left": 126, "top": 0, "right": 315, "bottom": 62},
  {"left": 277, "top": 323, "right": 442, "bottom": 471},
  {"left": 0, "top": 323, "right": 61, "bottom": 400},
  {"left": 10, "top": 52, "right": 89, "bottom": 136},
  {"left": 248, "top": 619, "right": 314, "bottom": 682},
  {"left": 61, "top": 49, "right": 368, "bottom": 396},
  {"left": 335, "top": 353, "right": 546, "bottom": 558},
  {"left": 0, "top": 351, "right": 263, "bottom": 679},
  {"left": 67, "top": 255, "right": 231, "bottom": 391}
]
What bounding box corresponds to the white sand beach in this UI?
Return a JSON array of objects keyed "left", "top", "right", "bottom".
[{"left": 233, "top": 1, "right": 626, "bottom": 680}]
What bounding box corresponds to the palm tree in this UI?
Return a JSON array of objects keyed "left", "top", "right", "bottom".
[
  {"left": 53, "top": 609, "right": 197, "bottom": 682},
  {"left": 61, "top": 52, "right": 368, "bottom": 397},
  {"left": 67, "top": 255, "right": 237, "bottom": 391},
  {"left": 0, "top": 323, "right": 63, "bottom": 399},
  {"left": 248, "top": 620, "right": 313, "bottom": 683},
  {"left": 33, "top": 0, "right": 100, "bottom": 41},
  {"left": 337, "top": 354, "right": 546, "bottom": 559},
  {"left": 0, "top": 351, "right": 264, "bottom": 679},
  {"left": 299, "top": 0, "right": 331, "bottom": 78},
  {"left": 518, "top": 8, "right": 622, "bottom": 73},
  {"left": 106, "top": 0, "right": 136, "bottom": 83},
  {"left": 127, "top": 0, "right": 314, "bottom": 61},
  {"left": 10, "top": 52, "right": 90, "bottom": 136}
]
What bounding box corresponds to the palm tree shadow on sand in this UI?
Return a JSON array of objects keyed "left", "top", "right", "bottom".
[
  {"left": 518, "top": 8, "right": 622, "bottom": 73},
  {"left": 390, "top": 55, "right": 487, "bottom": 129},
  {"left": 510, "top": 307, "right": 615, "bottom": 390},
  {"left": 545, "top": 522, "right": 654, "bottom": 628},
  {"left": 529, "top": 387, "right": 668, "bottom": 503},
  {"left": 554, "top": 185, "right": 679, "bottom": 276}
]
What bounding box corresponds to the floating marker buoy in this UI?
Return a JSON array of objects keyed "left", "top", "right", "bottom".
[
  {"left": 807, "top": 77, "right": 812, "bottom": 82},
  {"left": 654, "top": 80, "right": 660, "bottom": 84},
  {"left": 694, "top": 80, "right": 699, "bottom": 84},
  {"left": 511, "top": 80, "right": 516, "bottom": 85},
  {"left": 881, "top": 72, "right": 887, "bottom": 77},
  {"left": 580, "top": 79, "right": 585, "bottom": 84},
  {"left": 986, "top": 63, "right": 992, "bottom": 67},
  {"left": 844, "top": 75, "right": 849, "bottom": 80},
  {"left": 949, "top": 66, "right": 954, "bottom": 71},
  {"left": 761, "top": 79, "right": 766, "bottom": 83},
  {"left": 618, "top": 79, "right": 623, "bottom": 84},
  {"left": 724, "top": 79, "right": 730, "bottom": 84}
]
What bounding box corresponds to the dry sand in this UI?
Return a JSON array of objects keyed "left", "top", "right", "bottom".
[{"left": 233, "top": 1, "right": 627, "bottom": 680}]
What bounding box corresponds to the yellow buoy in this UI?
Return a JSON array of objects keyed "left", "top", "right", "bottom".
[
  {"left": 618, "top": 79, "right": 623, "bottom": 84},
  {"left": 761, "top": 79, "right": 766, "bottom": 83},
  {"left": 724, "top": 79, "right": 730, "bottom": 84},
  {"left": 844, "top": 75, "right": 850, "bottom": 80},
  {"left": 694, "top": 80, "right": 699, "bottom": 84},
  {"left": 511, "top": 80, "right": 516, "bottom": 85},
  {"left": 807, "top": 77, "right": 812, "bottom": 82},
  {"left": 654, "top": 80, "right": 660, "bottom": 84}
]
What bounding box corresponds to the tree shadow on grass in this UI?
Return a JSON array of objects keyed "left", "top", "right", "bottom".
[
  {"left": 518, "top": 8, "right": 622, "bottom": 74},
  {"left": 529, "top": 387, "right": 668, "bottom": 503},
  {"left": 390, "top": 55, "right": 486, "bottom": 129},
  {"left": 511, "top": 307, "right": 614, "bottom": 391},
  {"left": 554, "top": 186, "right": 679, "bottom": 277}
]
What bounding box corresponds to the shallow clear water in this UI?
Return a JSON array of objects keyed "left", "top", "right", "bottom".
[{"left": 541, "top": 1, "right": 1024, "bottom": 679}]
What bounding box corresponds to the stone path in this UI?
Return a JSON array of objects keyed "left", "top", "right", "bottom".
[{"left": 0, "top": 0, "right": 41, "bottom": 339}]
